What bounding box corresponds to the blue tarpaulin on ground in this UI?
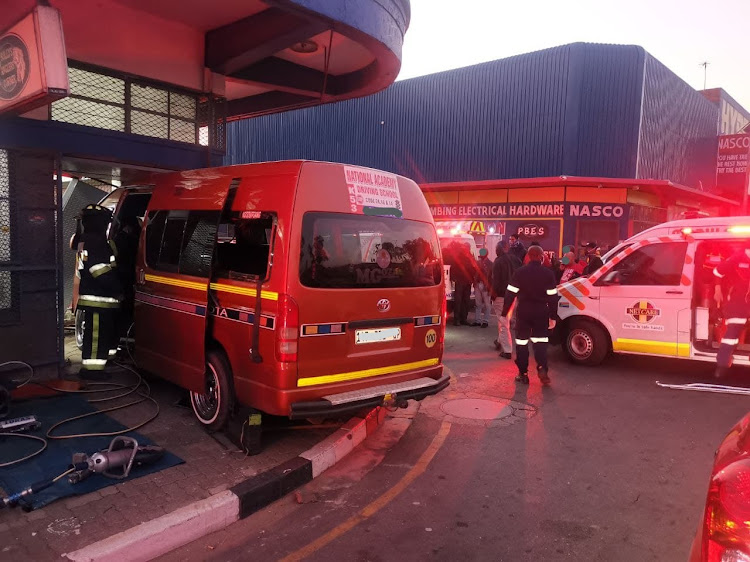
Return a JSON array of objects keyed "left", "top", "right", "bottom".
[{"left": 0, "top": 394, "right": 183, "bottom": 509}]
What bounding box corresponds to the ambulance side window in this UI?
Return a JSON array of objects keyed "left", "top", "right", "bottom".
[{"left": 599, "top": 242, "right": 687, "bottom": 286}]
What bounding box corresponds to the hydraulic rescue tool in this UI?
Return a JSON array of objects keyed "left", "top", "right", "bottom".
[{"left": 0, "top": 436, "right": 164, "bottom": 511}]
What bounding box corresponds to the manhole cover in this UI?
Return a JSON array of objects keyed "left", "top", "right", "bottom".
[{"left": 440, "top": 398, "right": 513, "bottom": 420}]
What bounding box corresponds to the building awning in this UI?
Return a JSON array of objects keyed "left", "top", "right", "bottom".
[
  {"left": 3, "top": 0, "right": 409, "bottom": 120},
  {"left": 421, "top": 176, "right": 739, "bottom": 206}
]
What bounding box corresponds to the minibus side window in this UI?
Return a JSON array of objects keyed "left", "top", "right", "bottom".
[
  {"left": 215, "top": 213, "right": 275, "bottom": 280},
  {"left": 159, "top": 211, "right": 188, "bottom": 272},
  {"left": 145, "top": 211, "right": 167, "bottom": 268},
  {"left": 179, "top": 211, "right": 220, "bottom": 278},
  {"left": 145, "top": 210, "right": 219, "bottom": 277}
]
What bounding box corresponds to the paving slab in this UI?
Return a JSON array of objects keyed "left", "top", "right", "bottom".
[{"left": 0, "top": 336, "right": 337, "bottom": 560}]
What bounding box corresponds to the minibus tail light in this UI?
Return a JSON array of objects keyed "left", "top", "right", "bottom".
[{"left": 276, "top": 294, "right": 299, "bottom": 362}]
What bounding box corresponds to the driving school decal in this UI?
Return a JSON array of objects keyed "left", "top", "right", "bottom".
[
  {"left": 345, "top": 166, "right": 403, "bottom": 218},
  {"left": 622, "top": 301, "right": 664, "bottom": 332}
]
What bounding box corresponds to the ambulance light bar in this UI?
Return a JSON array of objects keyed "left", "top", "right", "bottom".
[{"left": 678, "top": 225, "right": 750, "bottom": 236}]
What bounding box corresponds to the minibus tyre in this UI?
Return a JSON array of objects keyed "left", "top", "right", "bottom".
[
  {"left": 190, "top": 350, "right": 234, "bottom": 431},
  {"left": 563, "top": 320, "right": 609, "bottom": 366},
  {"left": 75, "top": 309, "right": 84, "bottom": 351}
]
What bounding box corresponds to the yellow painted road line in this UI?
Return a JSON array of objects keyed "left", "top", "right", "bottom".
[
  {"left": 279, "top": 420, "right": 452, "bottom": 562},
  {"left": 209, "top": 282, "right": 279, "bottom": 301},
  {"left": 145, "top": 273, "right": 207, "bottom": 291},
  {"left": 297, "top": 358, "right": 440, "bottom": 387}
]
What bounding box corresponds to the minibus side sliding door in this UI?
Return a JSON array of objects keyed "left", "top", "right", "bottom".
[{"left": 135, "top": 177, "right": 237, "bottom": 393}]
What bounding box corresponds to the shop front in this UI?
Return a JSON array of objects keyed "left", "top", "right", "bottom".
[{"left": 422, "top": 177, "right": 734, "bottom": 261}]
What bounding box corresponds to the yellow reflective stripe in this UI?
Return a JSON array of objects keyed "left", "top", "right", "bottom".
[
  {"left": 515, "top": 339, "right": 529, "bottom": 345},
  {"left": 91, "top": 311, "right": 99, "bottom": 360},
  {"left": 726, "top": 318, "right": 747, "bottom": 325},
  {"left": 145, "top": 274, "right": 208, "bottom": 291},
  {"left": 530, "top": 337, "right": 549, "bottom": 343},
  {"left": 613, "top": 338, "right": 691, "bottom": 357},
  {"left": 210, "top": 282, "right": 279, "bottom": 301},
  {"left": 90, "top": 263, "right": 113, "bottom": 278},
  {"left": 506, "top": 285, "right": 520, "bottom": 293},
  {"left": 297, "top": 358, "right": 440, "bottom": 387},
  {"left": 108, "top": 240, "right": 118, "bottom": 258},
  {"left": 722, "top": 338, "right": 740, "bottom": 345},
  {"left": 546, "top": 289, "right": 558, "bottom": 295}
]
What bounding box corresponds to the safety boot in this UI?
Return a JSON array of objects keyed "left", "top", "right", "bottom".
[
  {"left": 537, "top": 365, "right": 551, "bottom": 386},
  {"left": 514, "top": 372, "right": 529, "bottom": 384}
]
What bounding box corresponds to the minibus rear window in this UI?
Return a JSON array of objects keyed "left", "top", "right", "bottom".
[{"left": 299, "top": 212, "right": 442, "bottom": 289}]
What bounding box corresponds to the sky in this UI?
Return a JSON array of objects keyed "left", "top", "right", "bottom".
[{"left": 397, "top": 0, "right": 750, "bottom": 110}]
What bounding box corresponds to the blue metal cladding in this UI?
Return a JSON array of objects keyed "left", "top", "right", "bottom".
[
  {"left": 637, "top": 54, "right": 719, "bottom": 191},
  {"left": 227, "top": 44, "right": 576, "bottom": 182},
  {"left": 226, "top": 43, "right": 719, "bottom": 190},
  {"left": 571, "top": 44, "right": 645, "bottom": 178}
]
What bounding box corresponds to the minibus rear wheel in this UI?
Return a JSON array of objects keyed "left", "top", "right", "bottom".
[{"left": 190, "top": 350, "right": 234, "bottom": 431}]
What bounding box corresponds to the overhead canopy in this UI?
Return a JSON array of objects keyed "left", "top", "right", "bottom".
[{"left": 3, "top": 0, "right": 409, "bottom": 120}]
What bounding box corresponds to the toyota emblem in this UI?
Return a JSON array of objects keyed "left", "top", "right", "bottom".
[{"left": 377, "top": 298, "right": 391, "bottom": 313}]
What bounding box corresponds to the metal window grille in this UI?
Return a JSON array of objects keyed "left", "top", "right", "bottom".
[
  {"left": 0, "top": 149, "right": 18, "bottom": 320},
  {"left": 51, "top": 63, "right": 226, "bottom": 152}
]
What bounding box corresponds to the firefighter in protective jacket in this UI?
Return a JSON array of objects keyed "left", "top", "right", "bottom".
[
  {"left": 501, "top": 245, "right": 558, "bottom": 385},
  {"left": 713, "top": 247, "right": 750, "bottom": 378},
  {"left": 77, "top": 205, "right": 122, "bottom": 377}
]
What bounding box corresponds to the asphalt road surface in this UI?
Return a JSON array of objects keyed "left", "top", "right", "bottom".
[{"left": 163, "top": 322, "right": 750, "bottom": 562}]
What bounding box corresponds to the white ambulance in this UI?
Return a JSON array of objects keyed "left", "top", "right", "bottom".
[{"left": 556, "top": 216, "right": 750, "bottom": 366}]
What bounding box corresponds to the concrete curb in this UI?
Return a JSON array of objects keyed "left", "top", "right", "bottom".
[{"left": 64, "top": 406, "right": 391, "bottom": 561}]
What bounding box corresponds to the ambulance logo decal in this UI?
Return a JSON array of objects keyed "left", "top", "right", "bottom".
[{"left": 626, "top": 301, "right": 661, "bottom": 323}]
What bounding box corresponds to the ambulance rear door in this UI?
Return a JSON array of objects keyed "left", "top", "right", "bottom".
[
  {"left": 135, "top": 172, "right": 234, "bottom": 392},
  {"left": 595, "top": 240, "right": 691, "bottom": 357}
]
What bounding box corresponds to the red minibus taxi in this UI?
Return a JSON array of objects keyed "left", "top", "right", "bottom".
[{"left": 131, "top": 161, "right": 448, "bottom": 429}]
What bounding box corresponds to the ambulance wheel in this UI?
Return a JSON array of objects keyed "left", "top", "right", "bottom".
[
  {"left": 75, "top": 309, "right": 85, "bottom": 351},
  {"left": 191, "top": 350, "right": 234, "bottom": 431},
  {"left": 564, "top": 320, "right": 609, "bottom": 366}
]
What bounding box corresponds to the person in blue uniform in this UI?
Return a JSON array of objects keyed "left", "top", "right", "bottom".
[
  {"left": 713, "top": 247, "right": 750, "bottom": 378},
  {"left": 76, "top": 205, "right": 123, "bottom": 379},
  {"left": 501, "top": 245, "right": 558, "bottom": 385}
]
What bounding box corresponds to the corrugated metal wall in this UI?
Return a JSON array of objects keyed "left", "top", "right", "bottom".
[
  {"left": 572, "top": 44, "right": 644, "bottom": 178},
  {"left": 226, "top": 43, "right": 720, "bottom": 190},
  {"left": 637, "top": 54, "right": 719, "bottom": 190},
  {"left": 227, "top": 44, "right": 578, "bottom": 182}
]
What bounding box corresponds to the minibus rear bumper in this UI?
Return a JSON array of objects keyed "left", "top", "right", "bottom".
[{"left": 289, "top": 373, "right": 450, "bottom": 420}]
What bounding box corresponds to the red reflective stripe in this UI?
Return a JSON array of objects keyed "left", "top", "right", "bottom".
[{"left": 558, "top": 287, "right": 585, "bottom": 311}]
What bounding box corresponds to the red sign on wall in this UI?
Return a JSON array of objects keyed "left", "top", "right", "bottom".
[
  {"left": 716, "top": 133, "right": 750, "bottom": 196},
  {"left": 0, "top": 6, "right": 69, "bottom": 115}
]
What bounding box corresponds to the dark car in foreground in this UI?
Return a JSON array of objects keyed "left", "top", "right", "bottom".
[{"left": 690, "top": 412, "right": 750, "bottom": 562}]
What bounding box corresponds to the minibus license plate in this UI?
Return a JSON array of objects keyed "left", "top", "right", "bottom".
[{"left": 355, "top": 327, "right": 401, "bottom": 344}]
